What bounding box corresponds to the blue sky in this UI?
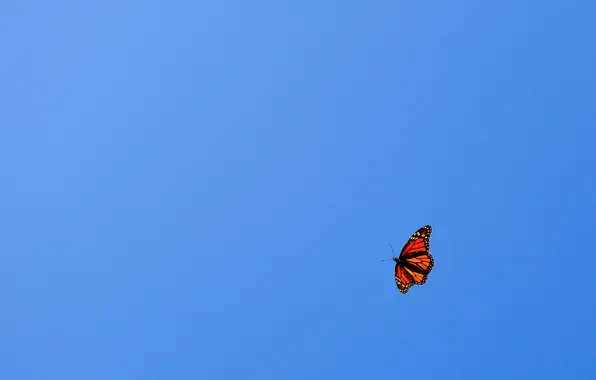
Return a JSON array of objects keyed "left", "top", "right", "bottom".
[{"left": 2, "top": 1, "right": 596, "bottom": 379}]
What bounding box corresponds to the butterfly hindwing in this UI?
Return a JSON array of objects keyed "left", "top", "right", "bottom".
[
  {"left": 402, "top": 252, "right": 434, "bottom": 275},
  {"left": 395, "top": 264, "right": 415, "bottom": 294}
]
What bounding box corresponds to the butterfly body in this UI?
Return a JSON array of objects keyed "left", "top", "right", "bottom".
[
  {"left": 392, "top": 257, "right": 405, "bottom": 265},
  {"left": 393, "top": 225, "right": 434, "bottom": 294}
]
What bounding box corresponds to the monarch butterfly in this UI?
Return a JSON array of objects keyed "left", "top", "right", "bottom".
[{"left": 393, "top": 225, "right": 434, "bottom": 294}]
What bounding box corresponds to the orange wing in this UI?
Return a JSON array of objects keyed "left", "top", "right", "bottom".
[
  {"left": 399, "top": 225, "right": 432, "bottom": 258},
  {"left": 394, "top": 225, "right": 434, "bottom": 294},
  {"left": 395, "top": 263, "right": 416, "bottom": 294}
]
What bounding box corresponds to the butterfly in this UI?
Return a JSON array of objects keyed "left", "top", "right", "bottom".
[{"left": 393, "top": 225, "right": 434, "bottom": 294}]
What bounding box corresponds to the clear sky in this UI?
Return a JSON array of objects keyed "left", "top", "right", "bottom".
[{"left": 2, "top": 1, "right": 596, "bottom": 379}]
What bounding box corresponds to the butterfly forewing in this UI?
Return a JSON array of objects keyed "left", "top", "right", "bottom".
[{"left": 399, "top": 225, "right": 432, "bottom": 258}]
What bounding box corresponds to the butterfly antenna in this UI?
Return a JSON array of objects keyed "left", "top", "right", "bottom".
[{"left": 381, "top": 244, "right": 397, "bottom": 262}]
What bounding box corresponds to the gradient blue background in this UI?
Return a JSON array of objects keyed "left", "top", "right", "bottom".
[{"left": 2, "top": 1, "right": 596, "bottom": 379}]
